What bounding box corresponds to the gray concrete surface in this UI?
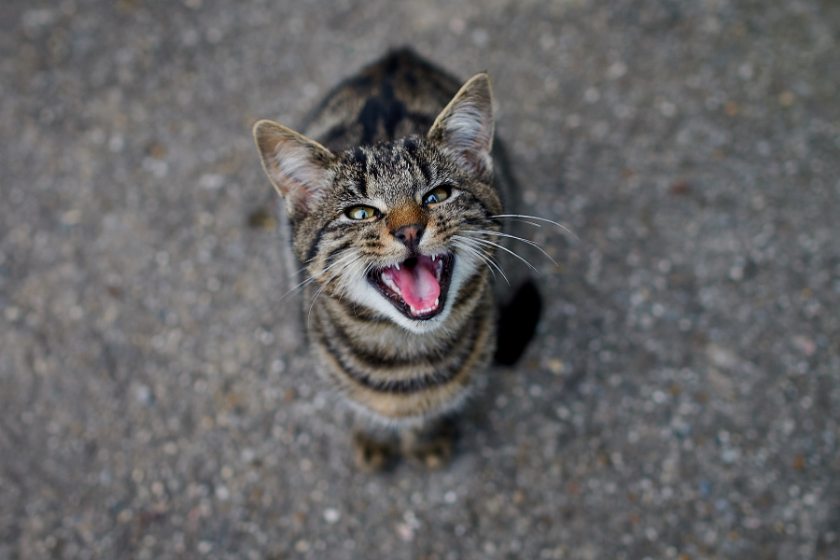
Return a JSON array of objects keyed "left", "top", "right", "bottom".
[{"left": 1, "top": 0, "right": 839, "bottom": 559}]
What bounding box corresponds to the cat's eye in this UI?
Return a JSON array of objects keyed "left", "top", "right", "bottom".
[
  {"left": 346, "top": 206, "right": 379, "bottom": 220},
  {"left": 422, "top": 185, "right": 451, "bottom": 205}
]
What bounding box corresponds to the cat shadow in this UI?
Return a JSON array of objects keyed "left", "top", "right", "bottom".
[{"left": 493, "top": 279, "right": 542, "bottom": 366}]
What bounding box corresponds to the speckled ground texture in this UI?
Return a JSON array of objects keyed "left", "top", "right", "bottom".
[{"left": 1, "top": 0, "right": 839, "bottom": 559}]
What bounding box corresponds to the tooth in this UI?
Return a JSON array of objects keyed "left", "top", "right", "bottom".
[
  {"left": 381, "top": 273, "right": 401, "bottom": 295},
  {"left": 435, "top": 298, "right": 439, "bottom": 307},
  {"left": 432, "top": 254, "right": 436, "bottom": 261},
  {"left": 395, "top": 263, "right": 400, "bottom": 271}
]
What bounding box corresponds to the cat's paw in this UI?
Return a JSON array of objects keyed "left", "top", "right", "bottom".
[
  {"left": 352, "top": 432, "right": 397, "bottom": 473},
  {"left": 403, "top": 435, "right": 453, "bottom": 470},
  {"left": 401, "top": 424, "right": 455, "bottom": 470}
]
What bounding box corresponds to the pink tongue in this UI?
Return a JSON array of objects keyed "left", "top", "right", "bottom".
[{"left": 387, "top": 257, "right": 440, "bottom": 310}]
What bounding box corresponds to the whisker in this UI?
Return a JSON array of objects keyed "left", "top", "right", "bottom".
[
  {"left": 453, "top": 238, "right": 510, "bottom": 285},
  {"left": 288, "top": 248, "right": 354, "bottom": 279},
  {"left": 462, "top": 229, "right": 558, "bottom": 267},
  {"left": 307, "top": 255, "right": 357, "bottom": 326},
  {"left": 453, "top": 240, "right": 497, "bottom": 281},
  {"left": 279, "top": 272, "right": 323, "bottom": 302},
  {"left": 338, "top": 260, "right": 373, "bottom": 304},
  {"left": 298, "top": 252, "right": 355, "bottom": 304},
  {"left": 453, "top": 234, "right": 539, "bottom": 273},
  {"left": 281, "top": 250, "right": 358, "bottom": 302},
  {"left": 280, "top": 249, "right": 357, "bottom": 304},
  {"left": 490, "top": 214, "right": 579, "bottom": 241},
  {"left": 455, "top": 235, "right": 505, "bottom": 276},
  {"left": 287, "top": 266, "right": 308, "bottom": 279},
  {"left": 465, "top": 217, "right": 542, "bottom": 228}
]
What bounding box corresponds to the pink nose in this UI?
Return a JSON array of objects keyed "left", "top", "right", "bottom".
[{"left": 393, "top": 224, "right": 425, "bottom": 251}]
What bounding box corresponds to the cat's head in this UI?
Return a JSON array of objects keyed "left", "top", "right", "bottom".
[{"left": 254, "top": 74, "right": 501, "bottom": 333}]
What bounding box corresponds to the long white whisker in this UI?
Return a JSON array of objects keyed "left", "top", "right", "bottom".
[
  {"left": 466, "top": 217, "right": 542, "bottom": 228},
  {"left": 280, "top": 249, "right": 356, "bottom": 302},
  {"left": 453, "top": 239, "right": 510, "bottom": 285},
  {"left": 307, "top": 255, "right": 357, "bottom": 327},
  {"left": 453, "top": 237, "right": 511, "bottom": 280},
  {"left": 287, "top": 247, "right": 354, "bottom": 280},
  {"left": 302, "top": 252, "right": 358, "bottom": 318},
  {"left": 453, "top": 234, "right": 539, "bottom": 273},
  {"left": 280, "top": 272, "right": 326, "bottom": 302},
  {"left": 453, "top": 240, "right": 496, "bottom": 279},
  {"left": 337, "top": 259, "right": 373, "bottom": 304},
  {"left": 490, "top": 214, "right": 579, "bottom": 241},
  {"left": 462, "top": 229, "right": 558, "bottom": 267}
]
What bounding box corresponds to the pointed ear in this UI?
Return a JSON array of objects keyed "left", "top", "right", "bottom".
[
  {"left": 428, "top": 73, "right": 494, "bottom": 177},
  {"left": 253, "top": 120, "right": 335, "bottom": 216}
]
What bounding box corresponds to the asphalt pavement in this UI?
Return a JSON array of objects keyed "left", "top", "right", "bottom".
[{"left": 1, "top": 0, "right": 839, "bottom": 559}]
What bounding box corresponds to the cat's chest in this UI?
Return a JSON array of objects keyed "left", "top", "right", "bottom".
[{"left": 303, "top": 276, "right": 496, "bottom": 421}]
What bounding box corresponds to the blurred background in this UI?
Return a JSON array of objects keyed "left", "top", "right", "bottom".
[{"left": 1, "top": 0, "right": 839, "bottom": 559}]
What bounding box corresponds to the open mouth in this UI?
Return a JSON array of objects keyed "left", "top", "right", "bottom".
[{"left": 368, "top": 252, "right": 455, "bottom": 320}]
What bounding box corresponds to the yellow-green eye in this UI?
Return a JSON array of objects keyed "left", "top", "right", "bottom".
[
  {"left": 346, "top": 206, "right": 378, "bottom": 220},
  {"left": 423, "top": 186, "right": 451, "bottom": 205}
]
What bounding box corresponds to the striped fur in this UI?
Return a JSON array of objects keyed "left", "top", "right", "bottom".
[{"left": 254, "top": 49, "right": 506, "bottom": 466}]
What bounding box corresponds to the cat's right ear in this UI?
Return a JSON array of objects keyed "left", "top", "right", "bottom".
[
  {"left": 428, "top": 73, "right": 494, "bottom": 178},
  {"left": 253, "top": 120, "right": 335, "bottom": 216}
]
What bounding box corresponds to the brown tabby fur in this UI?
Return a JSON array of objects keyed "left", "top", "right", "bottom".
[{"left": 254, "top": 49, "right": 510, "bottom": 470}]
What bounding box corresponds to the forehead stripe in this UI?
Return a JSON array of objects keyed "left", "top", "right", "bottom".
[
  {"left": 402, "top": 137, "right": 433, "bottom": 185},
  {"left": 352, "top": 147, "right": 368, "bottom": 197}
]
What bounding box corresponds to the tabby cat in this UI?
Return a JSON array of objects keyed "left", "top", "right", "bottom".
[{"left": 253, "top": 49, "right": 537, "bottom": 471}]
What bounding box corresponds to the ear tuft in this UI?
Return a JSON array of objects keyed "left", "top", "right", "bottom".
[
  {"left": 428, "top": 73, "right": 494, "bottom": 177},
  {"left": 253, "top": 120, "right": 335, "bottom": 216}
]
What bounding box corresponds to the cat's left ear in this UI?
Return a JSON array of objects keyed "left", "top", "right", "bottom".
[
  {"left": 253, "top": 120, "right": 335, "bottom": 217},
  {"left": 428, "top": 73, "right": 494, "bottom": 178}
]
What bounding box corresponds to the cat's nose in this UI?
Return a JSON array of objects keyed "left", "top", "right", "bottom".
[{"left": 393, "top": 224, "right": 425, "bottom": 252}]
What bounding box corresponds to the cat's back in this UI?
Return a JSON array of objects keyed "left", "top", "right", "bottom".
[{"left": 300, "top": 49, "right": 462, "bottom": 152}]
